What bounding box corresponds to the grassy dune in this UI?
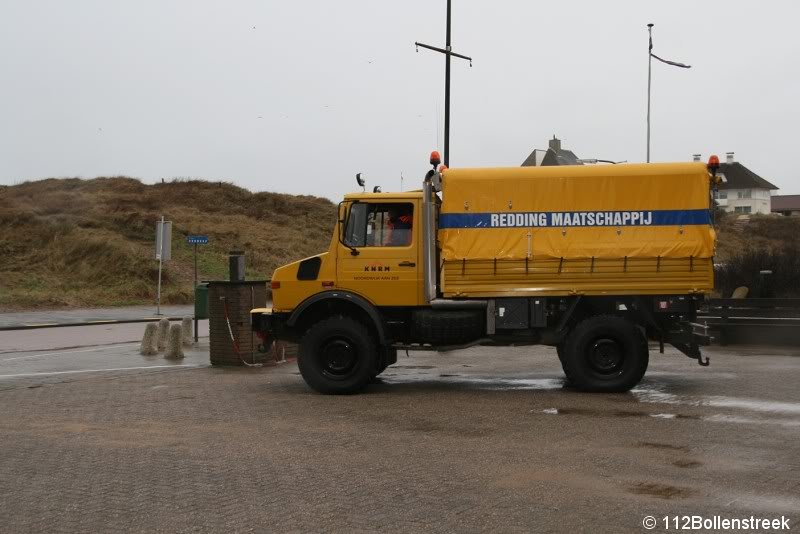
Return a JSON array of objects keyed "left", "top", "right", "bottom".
[
  {"left": 0, "top": 177, "right": 336, "bottom": 310},
  {"left": 2, "top": 177, "right": 799, "bottom": 309}
]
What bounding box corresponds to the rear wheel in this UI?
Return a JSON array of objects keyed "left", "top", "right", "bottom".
[
  {"left": 298, "top": 315, "right": 377, "bottom": 394},
  {"left": 562, "top": 315, "right": 648, "bottom": 392}
]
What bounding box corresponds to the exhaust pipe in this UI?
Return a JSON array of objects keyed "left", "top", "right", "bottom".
[{"left": 422, "top": 174, "right": 438, "bottom": 304}]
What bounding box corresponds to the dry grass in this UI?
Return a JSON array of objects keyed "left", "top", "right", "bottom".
[
  {"left": 714, "top": 212, "right": 800, "bottom": 261},
  {"left": 713, "top": 212, "right": 800, "bottom": 297},
  {"left": 2, "top": 179, "right": 798, "bottom": 309},
  {"left": 0, "top": 177, "right": 336, "bottom": 310}
]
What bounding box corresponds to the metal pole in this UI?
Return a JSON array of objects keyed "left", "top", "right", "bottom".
[
  {"left": 156, "top": 215, "right": 164, "bottom": 315},
  {"left": 646, "top": 23, "right": 653, "bottom": 163},
  {"left": 444, "top": 0, "right": 452, "bottom": 167},
  {"left": 193, "top": 242, "right": 198, "bottom": 342},
  {"left": 414, "top": 0, "right": 470, "bottom": 166}
]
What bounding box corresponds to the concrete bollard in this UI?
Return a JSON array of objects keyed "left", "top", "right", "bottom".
[
  {"left": 165, "top": 323, "right": 185, "bottom": 359},
  {"left": 156, "top": 318, "right": 170, "bottom": 351},
  {"left": 181, "top": 316, "right": 193, "bottom": 346},
  {"left": 140, "top": 322, "right": 159, "bottom": 355}
]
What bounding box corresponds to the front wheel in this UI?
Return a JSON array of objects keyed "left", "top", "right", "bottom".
[
  {"left": 562, "top": 315, "right": 648, "bottom": 392},
  {"left": 298, "top": 315, "right": 377, "bottom": 394}
]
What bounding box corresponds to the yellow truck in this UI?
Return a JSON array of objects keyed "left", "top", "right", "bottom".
[{"left": 252, "top": 153, "right": 720, "bottom": 394}]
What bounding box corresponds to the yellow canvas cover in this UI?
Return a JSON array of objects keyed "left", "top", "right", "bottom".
[{"left": 439, "top": 163, "right": 715, "bottom": 262}]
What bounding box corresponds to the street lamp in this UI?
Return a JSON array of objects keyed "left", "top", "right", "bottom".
[{"left": 646, "top": 23, "right": 691, "bottom": 162}]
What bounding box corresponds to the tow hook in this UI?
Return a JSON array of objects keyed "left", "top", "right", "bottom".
[
  {"left": 690, "top": 343, "right": 710, "bottom": 366},
  {"left": 674, "top": 342, "right": 710, "bottom": 366}
]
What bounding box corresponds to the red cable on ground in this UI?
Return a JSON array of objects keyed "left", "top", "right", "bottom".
[{"left": 222, "top": 298, "right": 261, "bottom": 367}]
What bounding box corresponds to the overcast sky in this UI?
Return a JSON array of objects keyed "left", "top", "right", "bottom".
[{"left": 2, "top": 1, "right": 799, "bottom": 199}]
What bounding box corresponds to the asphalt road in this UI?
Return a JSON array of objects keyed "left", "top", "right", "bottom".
[{"left": 0, "top": 327, "right": 797, "bottom": 532}]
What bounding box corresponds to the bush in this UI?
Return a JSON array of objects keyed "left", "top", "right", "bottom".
[{"left": 716, "top": 245, "right": 800, "bottom": 298}]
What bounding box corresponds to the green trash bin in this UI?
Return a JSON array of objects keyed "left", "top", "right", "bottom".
[{"left": 194, "top": 283, "right": 209, "bottom": 320}]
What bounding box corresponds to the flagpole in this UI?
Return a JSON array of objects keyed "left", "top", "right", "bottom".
[{"left": 646, "top": 23, "right": 653, "bottom": 163}]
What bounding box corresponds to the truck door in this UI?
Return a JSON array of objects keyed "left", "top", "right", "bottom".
[{"left": 337, "top": 200, "right": 422, "bottom": 306}]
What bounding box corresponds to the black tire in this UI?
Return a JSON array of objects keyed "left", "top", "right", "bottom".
[
  {"left": 298, "top": 315, "right": 377, "bottom": 394},
  {"left": 370, "top": 360, "right": 386, "bottom": 382},
  {"left": 555, "top": 344, "right": 574, "bottom": 383},
  {"left": 372, "top": 347, "right": 397, "bottom": 379},
  {"left": 562, "top": 315, "right": 648, "bottom": 392}
]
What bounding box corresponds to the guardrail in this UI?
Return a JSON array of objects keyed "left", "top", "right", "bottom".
[{"left": 699, "top": 298, "right": 800, "bottom": 345}]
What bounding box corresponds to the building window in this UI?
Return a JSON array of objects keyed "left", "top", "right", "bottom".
[
  {"left": 734, "top": 206, "right": 752, "bottom": 214},
  {"left": 737, "top": 189, "right": 752, "bottom": 199},
  {"left": 715, "top": 191, "right": 728, "bottom": 200}
]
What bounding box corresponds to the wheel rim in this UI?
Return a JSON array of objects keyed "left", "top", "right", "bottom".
[
  {"left": 318, "top": 337, "right": 359, "bottom": 380},
  {"left": 587, "top": 338, "right": 624, "bottom": 375}
]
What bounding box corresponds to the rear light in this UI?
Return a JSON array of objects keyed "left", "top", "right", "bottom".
[
  {"left": 322, "top": 281, "right": 334, "bottom": 288},
  {"left": 270, "top": 281, "right": 280, "bottom": 290}
]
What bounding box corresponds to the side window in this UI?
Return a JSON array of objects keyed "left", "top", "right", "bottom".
[{"left": 343, "top": 203, "right": 413, "bottom": 248}]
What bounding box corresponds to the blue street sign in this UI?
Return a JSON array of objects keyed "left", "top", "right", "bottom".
[{"left": 187, "top": 235, "right": 209, "bottom": 245}]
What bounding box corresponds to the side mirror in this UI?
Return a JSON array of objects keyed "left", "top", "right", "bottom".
[
  {"left": 337, "top": 201, "right": 360, "bottom": 256},
  {"left": 356, "top": 173, "right": 365, "bottom": 191}
]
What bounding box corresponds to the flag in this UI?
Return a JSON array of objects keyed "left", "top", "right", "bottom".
[{"left": 650, "top": 32, "right": 691, "bottom": 68}]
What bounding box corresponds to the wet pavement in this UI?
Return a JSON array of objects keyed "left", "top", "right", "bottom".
[
  {"left": 0, "top": 305, "right": 195, "bottom": 329},
  {"left": 0, "top": 330, "right": 798, "bottom": 532},
  {"left": 0, "top": 320, "right": 208, "bottom": 353}
]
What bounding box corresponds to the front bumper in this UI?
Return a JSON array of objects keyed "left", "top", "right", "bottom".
[{"left": 251, "top": 309, "right": 293, "bottom": 342}]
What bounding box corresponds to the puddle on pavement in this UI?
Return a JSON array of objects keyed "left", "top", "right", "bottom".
[
  {"left": 703, "top": 414, "right": 800, "bottom": 427},
  {"left": 703, "top": 397, "right": 800, "bottom": 415},
  {"left": 541, "top": 404, "right": 800, "bottom": 428},
  {"left": 531, "top": 388, "right": 800, "bottom": 434},
  {"left": 672, "top": 459, "right": 702, "bottom": 468},
  {"left": 722, "top": 492, "right": 800, "bottom": 513},
  {"left": 540, "top": 407, "right": 699, "bottom": 420},
  {"left": 382, "top": 374, "right": 565, "bottom": 390},
  {"left": 637, "top": 442, "right": 690, "bottom": 452},
  {"left": 628, "top": 482, "right": 694, "bottom": 499},
  {"left": 631, "top": 386, "right": 800, "bottom": 423}
]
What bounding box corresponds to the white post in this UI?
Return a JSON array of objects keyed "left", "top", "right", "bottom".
[{"left": 156, "top": 215, "right": 164, "bottom": 315}]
